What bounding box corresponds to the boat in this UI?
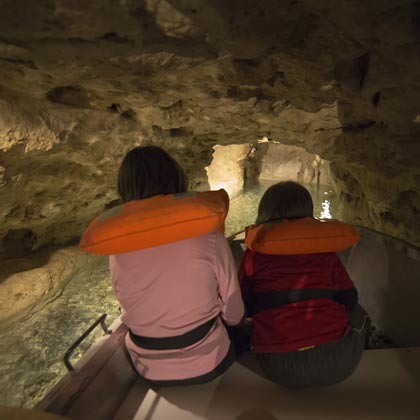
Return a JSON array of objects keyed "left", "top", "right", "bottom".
[{"left": 13, "top": 226, "right": 420, "bottom": 419}]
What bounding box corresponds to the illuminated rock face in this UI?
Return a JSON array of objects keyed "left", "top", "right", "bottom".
[
  {"left": 206, "top": 144, "right": 252, "bottom": 197},
  {"left": 0, "top": 0, "right": 420, "bottom": 256},
  {"left": 256, "top": 142, "right": 333, "bottom": 187}
]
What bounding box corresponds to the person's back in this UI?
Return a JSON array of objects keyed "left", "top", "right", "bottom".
[
  {"left": 241, "top": 251, "right": 353, "bottom": 353},
  {"left": 239, "top": 181, "right": 369, "bottom": 388},
  {"left": 111, "top": 230, "right": 243, "bottom": 383},
  {"left": 106, "top": 146, "right": 244, "bottom": 385}
]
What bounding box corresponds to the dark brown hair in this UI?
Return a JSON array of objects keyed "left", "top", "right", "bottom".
[
  {"left": 117, "top": 146, "right": 188, "bottom": 202},
  {"left": 256, "top": 181, "right": 313, "bottom": 224}
]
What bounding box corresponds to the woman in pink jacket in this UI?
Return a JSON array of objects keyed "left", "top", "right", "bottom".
[{"left": 110, "top": 146, "right": 244, "bottom": 385}]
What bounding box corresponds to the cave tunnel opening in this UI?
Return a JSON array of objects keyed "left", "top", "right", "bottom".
[{"left": 206, "top": 139, "right": 339, "bottom": 236}]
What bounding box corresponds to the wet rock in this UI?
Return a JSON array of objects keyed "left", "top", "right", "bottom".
[
  {"left": 2, "top": 228, "right": 37, "bottom": 258},
  {"left": 0, "top": 253, "right": 118, "bottom": 407},
  {"left": 206, "top": 144, "right": 252, "bottom": 197},
  {"left": 256, "top": 142, "right": 333, "bottom": 186},
  {"left": 46, "top": 86, "right": 91, "bottom": 108},
  {"left": 0, "top": 247, "right": 95, "bottom": 330},
  {"left": 0, "top": 166, "right": 5, "bottom": 187},
  {"left": 107, "top": 103, "right": 122, "bottom": 113},
  {"left": 334, "top": 52, "right": 370, "bottom": 91},
  {"left": 120, "top": 108, "right": 137, "bottom": 120}
]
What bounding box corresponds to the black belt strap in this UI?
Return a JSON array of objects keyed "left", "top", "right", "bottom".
[
  {"left": 129, "top": 316, "right": 218, "bottom": 350},
  {"left": 251, "top": 288, "right": 337, "bottom": 315}
]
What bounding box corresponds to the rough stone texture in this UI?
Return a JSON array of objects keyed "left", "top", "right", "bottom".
[
  {"left": 0, "top": 253, "right": 119, "bottom": 408},
  {"left": 0, "top": 0, "right": 419, "bottom": 255},
  {"left": 206, "top": 144, "right": 252, "bottom": 196},
  {"left": 0, "top": 247, "right": 95, "bottom": 329},
  {"left": 256, "top": 141, "right": 333, "bottom": 186}
]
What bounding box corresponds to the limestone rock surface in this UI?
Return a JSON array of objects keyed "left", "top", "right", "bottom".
[
  {"left": 256, "top": 141, "right": 333, "bottom": 187},
  {"left": 0, "top": 0, "right": 419, "bottom": 255},
  {"left": 0, "top": 247, "right": 95, "bottom": 329},
  {"left": 206, "top": 144, "right": 253, "bottom": 197}
]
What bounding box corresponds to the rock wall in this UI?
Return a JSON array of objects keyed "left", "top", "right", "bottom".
[
  {"left": 256, "top": 141, "right": 333, "bottom": 186},
  {"left": 206, "top": 144, "right": 252, "bottom": 197},
  {"left": 0, "top": 92, "right": 143, "bottom": 257},
  {"left": 0, "top": 247, "right": 95, "bottom": 329},
  {"left": 0, "top": 0, "right": 419, "bottom": 254}
]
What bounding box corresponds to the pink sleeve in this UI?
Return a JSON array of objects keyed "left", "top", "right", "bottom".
[
  {"left": 214, "top": 232, "right": 245, "bottom": 325},
  {"left": 238, "top": 250, "right": 254, "bottom": 311}
]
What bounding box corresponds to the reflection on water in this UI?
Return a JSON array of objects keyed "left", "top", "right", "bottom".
[
  {"left": 0, "top": 180, "right": 339, "bottom": 408},
  {"left": 0, "top": 259, "right": 120, "bottom": 408},
  {"left": 321, "top": 199, "right": 332, "bottom": 219},
  {"left": 225, "top": 180, "right": 340, "bottom": 237}
]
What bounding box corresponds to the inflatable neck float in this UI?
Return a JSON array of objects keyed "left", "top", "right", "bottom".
[
  {"left": 245, "top": 217, "right": 359, "bottom": 255},
  {"left": 80, "top": 190, "right": 229, "bottom": 255},
  {"left": 80, "top": 189, "right": 359, "bottom": 256}
]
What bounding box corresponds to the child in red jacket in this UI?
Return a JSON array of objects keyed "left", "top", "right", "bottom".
[{"left": 239, "top": 181, "right": 370, "bottom": 388}]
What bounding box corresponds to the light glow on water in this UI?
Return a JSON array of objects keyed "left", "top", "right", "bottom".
[
  {"left": 225, "top": 180, "right": 339, "bottom": 236},
  {"left": 320, "top": 200, "right": 332, "bottom": 219}
]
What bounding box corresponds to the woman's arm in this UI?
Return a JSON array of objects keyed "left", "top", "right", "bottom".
[{"left": 214, "top": 232, "right": 245, "bottom": 325}]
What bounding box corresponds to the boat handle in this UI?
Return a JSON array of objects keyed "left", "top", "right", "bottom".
[{"left": 63, "top": 314, "right": 112, "bottom": 372}]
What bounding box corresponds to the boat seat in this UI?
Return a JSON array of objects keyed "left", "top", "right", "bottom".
[{"left": 115, "top": 347, "right": 420, "bottom": 420}]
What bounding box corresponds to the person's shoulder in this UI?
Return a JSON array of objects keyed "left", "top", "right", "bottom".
[
  {"left": 193, "top": 230, "right": 232, "bottom": 254},
  {"left": 198, "top": 230, "right": 228, "bottom": 246},
  {"left": 182, "top": 230, "right": 225, "bottom": 245},
  {"left": 213, "top": 230, "right": 227, "bottom": 240}
]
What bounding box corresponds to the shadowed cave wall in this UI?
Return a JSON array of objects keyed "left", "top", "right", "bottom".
[{"left": 1, "top": 0, "right": 420, "bottom": 259}]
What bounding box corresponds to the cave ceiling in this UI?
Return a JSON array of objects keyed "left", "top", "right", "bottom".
[{"left": 0, "top": 0, "right": 420, "bottom": 251}]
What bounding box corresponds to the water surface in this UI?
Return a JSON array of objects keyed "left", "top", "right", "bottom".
[{"left": 226, "top": 180, "right": 340, "bottom": 236}]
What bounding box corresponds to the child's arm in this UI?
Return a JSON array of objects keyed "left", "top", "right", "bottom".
[
  {"left": 214, "top": 232, "right": 245, "bottom": 325},
  {"left": 238, "top": 250, "right": 255, "bottom": 317},
  {"left": 332, "top": 254, "right": 358, "bottom": 311}
]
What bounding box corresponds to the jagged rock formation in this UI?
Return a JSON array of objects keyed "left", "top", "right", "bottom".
[
  {"left": 206, "top": 144, "right": 253, "bottom": 196},
  {"left": 256, "top": 141, "right": 333, "bottom": 186},
  {"left": 1, "top": 0, "right": 420, "bottom": 257},
  {"left": 0, "top": 247, "right": 95, "bottom": 329}
]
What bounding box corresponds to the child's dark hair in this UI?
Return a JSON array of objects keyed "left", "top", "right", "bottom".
[
  {"left": 256, "top": 181, "right": 313, "bottom": 224},
  {"left": 118, "top": 146, "right": 188, "bottom": 202}
]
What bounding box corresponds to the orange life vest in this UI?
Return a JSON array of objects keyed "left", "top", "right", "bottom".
[
  {"left": 80, "top": 189, "right": 229, "bottom": 255},
  {"left": 245, "top": 217, "right": 359, "bottom": 255}
]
